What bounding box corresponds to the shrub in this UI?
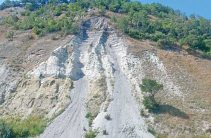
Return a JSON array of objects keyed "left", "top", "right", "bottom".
[
  {"left": 156, "top": 38, "right": 173, "bottom": 49},
  {"left": 85, "top": 113, "right": 95, "bottom": 127},
  {"left": 8, "top": 116, "right": 47, "bottom": 137},
  {"left": 0, "top": 14, "right": 18, "bottom": 25},
  {"left": 85, "top": 130, "right": 98, "bottom": 138},
  {"left": 98, "top": 6, "right": 105, "bottom": 16},
  {"left": 150, "top": 31, "right": 166, "bottom": 41},
  {"left": 140, "top": 109, "right": 145, "bottom": 116},
  {"left": 54, "top": 8, "right": 62, "bottom": 16},
  {"left": 0, "top": 116, "right": 47, "bottom": 137},
  {"left": 85, "top": 113, "right": 92, "bottom": 119},
  {"left": 20, "top": 11, "right": 31, "bottom": 16},
  {"left": 5, "top": 31, "right": 14, "bottom": 41},
  {"left": 88, "top": 118, "right": 93, "bottom": 127},
  {"left": 0, "top": 120, "right": 13, "bottom": 138},
  {"left": 105, "top": 114, "right": 111, "bottom": 120},
  {"left": 33, "top": 27, "right": 44, "bottom": 37},
  {"left": 110, "top": 15, "right": 117, "bottom": 22},
  {"left": 103, "top": 130, "right": 107, "bottom": 135}
]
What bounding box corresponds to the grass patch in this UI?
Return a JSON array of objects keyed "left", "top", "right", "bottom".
[
  {"left": 84, "top": 129, "right": 98, "bottom": 138},
  {"left": 85, "top": 113, "right": 95, "bottom": 127},
  {"left": 93, "top": 94, "right": 100, "bottom": 98},
  {"left": 0, "top": 115, "right": 47, "bottom": 137}
]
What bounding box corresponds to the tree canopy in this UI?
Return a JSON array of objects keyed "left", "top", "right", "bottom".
[
  {"left": 0, "top": 0, "right": 211, "bottom": 54},
  {"left": 140, "top": 79, "right": 163, "bottom": 111}
]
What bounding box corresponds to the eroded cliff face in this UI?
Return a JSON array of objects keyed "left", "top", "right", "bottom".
[
  {"left": 0, "top": 17, "right": 184, "bottom": 138},
  {"left": 37, "top": 17, "right": 155, "bottom": 138},
  {"left": 1, "top": 16, "right": 211, "bottom": 138},
  {"left": 0, "top": 44, "right": 73, "bottom": 118}
]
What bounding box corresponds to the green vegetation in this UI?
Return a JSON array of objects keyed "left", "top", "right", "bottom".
[
  {"left": 85, "top": 113, "right": 95, "bottom": 127},
  {"left": 105, "top": 114, "right": 111, "bottom": 120},
  {"left": 84, "top": 129, "right": 98, "bottom": 138},
  {"left": 0, "top": 0, "right": 20, "bottom": 10},
  {"left": 0, "top": 14, "right": 18, "bottom": 26},
  {"left": 0, "top": 116, "right": 47, "bottom": 138},
  {"left": 140, "top": 109, "right": 145, "bottom": 117},
  {"left": 140, "top": 79, "right": 163, "bottom": 111},
  {"left": 0, "top": 121, "right": 13, "bottom": 138},
  {"left": 117, "top": 2, "right": 211, "bottom": 54},
  {"left": 147, "top": 126, "right": 156, "bottom": 135},
  {"left": 1, "top": 0, "right": 211, "bottom": 55},
  {"left": 5, "top": 31, "right": 14, "bottom": 41},
  {"left": 103, "top": 130, "right": 107, "bottom": 135}
]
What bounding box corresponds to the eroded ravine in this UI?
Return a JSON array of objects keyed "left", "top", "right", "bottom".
[{"left": 39, "top": 17, "right": 154, "bottom": 138}]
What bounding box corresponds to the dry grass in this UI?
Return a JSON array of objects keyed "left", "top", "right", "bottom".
[
  {"left": 155, "top": 49, "right": 211, "bottom": 136},
  {"left": 0, "top": 27, "right": 73, "bottom": 73},
  {"left": 126, "top": 37, "right": 211, "bottom": 137}
]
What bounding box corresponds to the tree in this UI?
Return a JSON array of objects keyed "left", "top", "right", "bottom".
[
  {"left": 98, "top": 6, "right": 106, "bottom": 16},
  {"left": 132, "top": 10, "right": 148, "bottom": 30},
  {"left": 117, "top": 17, "right": 129, "bottom": 33},
  {"left": 140, "top": 79, "right": 163, "bottom": 110}
]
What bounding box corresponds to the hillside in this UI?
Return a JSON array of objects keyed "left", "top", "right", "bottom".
[{"left": 0, "top": 0, "right": 211, "bottom": 138}]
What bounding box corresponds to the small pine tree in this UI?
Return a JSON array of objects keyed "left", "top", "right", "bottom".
[{"left": 140, "top": 79, "right": 163, "bottom": 110}]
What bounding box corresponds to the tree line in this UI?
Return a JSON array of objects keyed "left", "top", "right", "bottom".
[{"left": 0, "top": 0, "right": 211, "bottom": 54}]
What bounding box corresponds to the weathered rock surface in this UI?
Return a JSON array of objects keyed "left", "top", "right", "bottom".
[
  {"left": 2, "top": 16, "right": 205, "bottom": 138},
  {"left": 38, "top": 17, "right": 155, "bottom": 138}
]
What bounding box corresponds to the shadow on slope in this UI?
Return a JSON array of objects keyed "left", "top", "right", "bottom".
[{"left": 153, "top": 104, "right": 189, "bottom": 119}]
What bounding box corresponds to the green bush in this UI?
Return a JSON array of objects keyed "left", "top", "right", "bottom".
[
  {"left": 85, "top": 113, "right": 92, "bottom": 119},
  {"left": 85, "top": 130, "right": 98, "bottom": 138},
  {"left": 98, "top": 6, "right": 105, "bottom": 16},
  {"left": 0, "top": 121, "right": 13, "bottom": 138},
  {"left": 85, "top": 113, "right": 95, "bottom": 127},
  {"left": 20, "top": 11, "right": 31, "bottom": 16},
  {"left": 117, "top": 17, "right": 129, "bottom": 33},
  {"left": 103, "top": 130, "right": 107, "bottom": 135},
  {"left": 156, "top": 38, "right": 173, "bottom": 49},
  {"left": 105, "top": 114, "right": 111, "bottom": 120},
  {"left": 150, "top": 31, "right": 166, "bottom": 41},
  {"left": 5, "top": 31, "right": 14, "bottom": 41},
  {"left": 140, "top": 109, "right": 145, "bottom": 116},
  {"left": 54, "top": 8, "right": 62, "bottom": 16},
  {"left": 33, "top": 27, "right": 44, "bottom": 37},
  {"left": 110, "top": 15, "right": 117, "bottom": 22},
  {"left": 0, "top": 14, "right": 18, "bottom": 25},
  {"left": 0, "top": 116, "right": 47, "bottom": 138}
]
